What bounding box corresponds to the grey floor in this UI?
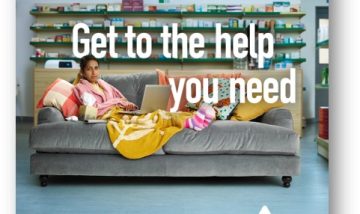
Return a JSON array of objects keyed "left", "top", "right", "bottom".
[{"left": 16, "top": 121, "right": 328, "bottom": 214}]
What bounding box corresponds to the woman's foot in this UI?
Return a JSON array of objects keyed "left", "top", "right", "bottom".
[{"left": 184, "top": 104, "right": 216, "bottom": 131}]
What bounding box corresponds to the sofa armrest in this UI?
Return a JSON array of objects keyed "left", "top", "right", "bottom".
[
  {"left": 261, "top": 108, "right": 294, "bottom": 130},
  {"left": 37, "top": 107, "right": 65, "bottom": 124}
]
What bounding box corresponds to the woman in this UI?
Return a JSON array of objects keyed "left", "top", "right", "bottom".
[
  {"left": 74, "top": 55, "right": 216, "bottom": 131},
  {"left": 73, "top": 55, "right": 137, "bottom": 117}
]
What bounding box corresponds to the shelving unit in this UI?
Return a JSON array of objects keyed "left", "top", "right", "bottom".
[
  {"left": 315, "top": 6, "right": 329, "bottom": 160},
  {"left": 30, "top": 10, "right": 306, "bottom": 18},
  {"left": 30, "top": 4, "right": 306, "bottom": 125},
  {"left": 30, "top": 8, "right": 306, "bottom": 68}
]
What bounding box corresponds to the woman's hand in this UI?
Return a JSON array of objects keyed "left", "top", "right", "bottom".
[{"left": 124, "top": 102, "right": 137, "bottom": 111}]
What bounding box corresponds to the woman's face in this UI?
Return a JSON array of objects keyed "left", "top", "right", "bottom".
[{"left": 82, "top": 60, "right": 100, "bottom": 83}]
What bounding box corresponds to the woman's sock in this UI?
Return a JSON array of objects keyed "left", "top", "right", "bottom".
[
  {"left": 184, "top": 105, "right": 216, "bottom": 131},
  {"left": 184, "top": 108, "right": 206, "bottom": 131},
  {"left": 203, "top": 106, "right": 216, "bottom": 127}
]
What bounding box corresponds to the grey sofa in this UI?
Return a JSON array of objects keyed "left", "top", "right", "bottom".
[{"left": 29, "top": 71, "right": 300, "bottom": 187}]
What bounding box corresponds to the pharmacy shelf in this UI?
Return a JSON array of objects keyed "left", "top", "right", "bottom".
[
  {"left": 31, "top": 56, "right": 307, "bottom": 64},
  {"left": 316, "top": 84, "right": 329, "bottom": 90},
  {"left": 107, "top": 11, "right": 181, "bottom": 17},
  {"left": 105, "top": 58, "right": 181, "bottom": 63},
  {"left": 181, "top": 27, "right": 244, "bottom": 32},
  {"left": 30, "top": 11, "right": 182, "bottom": 17},
  {"left": 30, "top": 26, "right": 167, "bottom": 31},
  {"left": 30, "top": 11, "right": 107, "bottom": 16},
  {"left": 30, "top": 10, "right": 306, "bottom": 18},
  {"left": 30, "top": 26, "right": 103, "bottom": 31},
  {"left": 30, "top": 56, "right": 82, "bottom": 61},
  {"left": 274, "top": 42, "right": 306, "bottom": 48},
  {"left": 30, "top": 57, "right": 235, "bottom": 63},
  {"left": 30, "top": 57, "right": 181, "bottom": 63},
  {"left": 30, "top": 8, "right": 307, "bottom": 66},
  {"left": 277, "top": 12, "right": 305, "bottom": 18},
  {"left": 30, "top": 26, "right": 273, "bottom": 33},
  {"left": 30, "top": 41, "right": 307, "bottom": 51},
  {"left": 30, "top": 25, "right": 270, "bottom": 32},
  {"left": 243, "top": 12, "right": 305, "bottom": 18},
  {"left": 30, "top": 26, "right": 272, "bottom": 33},
  {"left": 29, "top": 41, "right": 173, "bottom": 47},
  {"left": 181, "top": 11, "right": 304, "bottom": 18},
  {"left": 182, "top": 58, "right": 233, "bottom": 63},
  {"left": 30, "top": 41, "right": 73, "bottom": 46},
  {"left": 181, "top": 27, "right": 271, "bottom": 32},
  {"left": 274, "top": 27, "right": 305, "bottom": 33},
  {"left": 272, "top": 58, "right": 306, "bottom": 63},
  {"left": 316, "top": 39, "right": 329, "bottom": 48}
]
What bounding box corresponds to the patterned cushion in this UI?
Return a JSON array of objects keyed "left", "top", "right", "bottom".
[
  {"left": 157, "top": 69, "right": 242, "bottom": 112},
  {"left": 37, "top": 78, "right": 80, "bottom": 117},
  {"left": 187, "top": 78, "right": 241, "bottom": 120}
]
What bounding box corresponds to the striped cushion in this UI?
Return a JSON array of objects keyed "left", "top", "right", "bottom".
[{"left": 37, "top": 78, "right": 80, "bottom": 117}]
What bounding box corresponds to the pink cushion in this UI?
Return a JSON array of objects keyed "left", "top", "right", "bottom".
[{"left": 37, "top": 78, "right": 80, "bottom": 117}]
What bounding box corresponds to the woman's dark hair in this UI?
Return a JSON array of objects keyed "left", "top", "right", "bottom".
[{"left": 80, "top": 55, "right": 99, "bottom": 73}]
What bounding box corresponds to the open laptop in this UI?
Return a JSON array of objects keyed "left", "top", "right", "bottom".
[{"left": 120, "top": 85, "right": 171, "bottom": 115}]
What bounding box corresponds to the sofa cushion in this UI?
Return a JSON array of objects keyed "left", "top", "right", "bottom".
[
  {"left": 29, "top": 121, "right": 165, "bottom": 155},
  {"left": 163, "top": 120, "right": 299, "bottom": 155},
  {"left": 37, "top": 78, "right": 80, "bottom": 117},
  {"left": 101, "top": 72, "right": 158, "bottom": 107}
]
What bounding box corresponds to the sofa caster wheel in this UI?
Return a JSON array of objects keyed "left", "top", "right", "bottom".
[
  {"left": 39, "top": 175, "right": 49, "bottom": 187},
  {"left": 282, "top": 176, "right": 292, "bottom": 188}
]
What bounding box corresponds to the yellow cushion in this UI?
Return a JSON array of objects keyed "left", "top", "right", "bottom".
[{"left": 230, "top": 98, "right": 284, "bottom": 121}]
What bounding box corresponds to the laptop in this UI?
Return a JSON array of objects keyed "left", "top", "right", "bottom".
[{"left": 120, "top": 85, "right": 171, "bottom": 115}]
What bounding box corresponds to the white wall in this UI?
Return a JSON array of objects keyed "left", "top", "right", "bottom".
[{"left": 17, "top": 0, "right": 327, "bottom": 119}]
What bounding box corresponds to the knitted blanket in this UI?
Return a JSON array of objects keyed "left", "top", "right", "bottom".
[{"left": 102, "top": 107, "right": 192, "bottom": 159}]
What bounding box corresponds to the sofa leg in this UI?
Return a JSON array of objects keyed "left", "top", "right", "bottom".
[
  {"left": 282, "top": 176, "right": 292, "bottom": 188},
  {"left": 39, "top": 175, "right": 49, "bottom": 187}
]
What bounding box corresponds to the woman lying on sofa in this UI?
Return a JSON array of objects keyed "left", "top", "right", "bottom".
[
  {"left": 72, "top": 55, "right": 216, "bottom": 159},
  {"left": 73, "top": 54, "right": 216, "bottom": 131}
]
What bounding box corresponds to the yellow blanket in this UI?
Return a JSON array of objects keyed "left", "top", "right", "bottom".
[{"left": 102, "top": 107, "right": 193, "bottom": 159}]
